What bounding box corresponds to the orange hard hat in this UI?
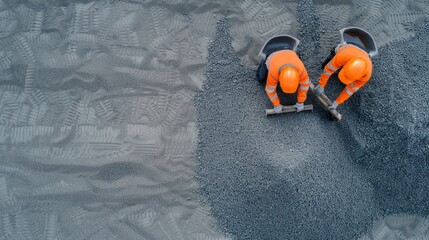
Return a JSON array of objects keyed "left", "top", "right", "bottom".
[
  {"left": 279, "top": 65, "right": 299, "bottom": 93},
  {"left": 338, "top": 57, "right": 367, "bottom": 84}
]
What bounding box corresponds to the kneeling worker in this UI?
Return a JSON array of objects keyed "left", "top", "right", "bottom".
[
  {"left": 314, "top": 27, "right": 378, "bottom": 110},
  {"left": 257, "top": 35, "right": 310, "bottom": 113}
]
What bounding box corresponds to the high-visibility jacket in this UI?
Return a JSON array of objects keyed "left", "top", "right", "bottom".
[
  {"left": 318, "top": 44, "right": 373, "bottom": 104},
  {"left": 265, "top": 50, "right": 310, "bottom": 106}
]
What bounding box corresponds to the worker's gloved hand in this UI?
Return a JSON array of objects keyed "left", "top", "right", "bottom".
[
  {"left": 328, "top": 101, "right": 339, "bottom": 110},
  {"left": 273, "top": 104, "right": 283, "bottom": 113},
  {"left": 314, "top": 85, "right": 324, "bottom": 96},
  {"left": 294, "top": 102, "right": 304, "bottom": 112}
]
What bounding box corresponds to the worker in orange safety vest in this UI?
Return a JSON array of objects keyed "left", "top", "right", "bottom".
[
  {"left": 314, "top": 27, "right": 377, "bottom": 110},
  {"left": 257, "top": 49, "right": 310, "bottom": 113}
]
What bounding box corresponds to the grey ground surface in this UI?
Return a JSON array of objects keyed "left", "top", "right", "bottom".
[
  {"left": 0, "top": 1, "right": 228, "bottom": 239},
  {"left": 0, "top": 0, "right": 428, "bottom": 239}
]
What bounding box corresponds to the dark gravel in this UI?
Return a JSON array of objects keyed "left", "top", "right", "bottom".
[
  {"left": 338, "top": 21, "right": 429, "bottom": 216},
  {"left": 196, "top": 16, "right": 378, "bottom": 240},
  {"left": 196, "top": 0, "right": 429, "bottom": 237}
]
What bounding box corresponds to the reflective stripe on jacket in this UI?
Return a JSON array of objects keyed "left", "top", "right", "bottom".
[
  {"left": 265, "top": 50, "right": 310, "bottom": 105},
  {"left": 318, "top": 44, "right": 373, "bottom": 104}
]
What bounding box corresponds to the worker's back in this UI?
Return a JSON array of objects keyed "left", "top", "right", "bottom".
[
  {"left": 266, "top": 50, "right": 306, "bottom": 80},
  {"left": 335, "top": 45, "right": 372, "bottom": 78}
]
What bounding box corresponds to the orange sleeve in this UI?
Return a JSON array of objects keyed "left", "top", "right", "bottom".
[
  {"left": 318, "top": 49, "right": 345, "bottom": 88},
  {"left": 265, "top": 72, "right": 280, "bottom": 106},
  {"left": 335, "top": 86, "right": 354, "bottom": 104},
  {"left": 297, "top": 68, "right": 310, "bottom": 103},
  {"left": 335, "top": 74, "right": 371, "bottom": 104}
]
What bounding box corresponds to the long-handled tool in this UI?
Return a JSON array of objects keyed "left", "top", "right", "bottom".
[
  {"left": 265, "top": 104, "right": 313, "bottom": 116},
  {"left": 309, "top": 83, "right": 342, "bottom": 121}
]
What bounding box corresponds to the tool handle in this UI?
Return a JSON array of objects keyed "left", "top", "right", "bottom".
[
  {"left": 309, "top": 83, "right": 342, "bottom": 121},
  {"left": 265, "top": 104, "right": 313, "bottom": 116}
]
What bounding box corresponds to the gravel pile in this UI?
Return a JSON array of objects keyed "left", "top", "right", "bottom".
[
  {"left": 339, "top": 20, "right": 429, "bottom": 216},
  {"left": 196, "top": 2, "right": 429, "bottom": 239},
  {"left": 196, "top": 17, "right": 378, "bottom": 240}
]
